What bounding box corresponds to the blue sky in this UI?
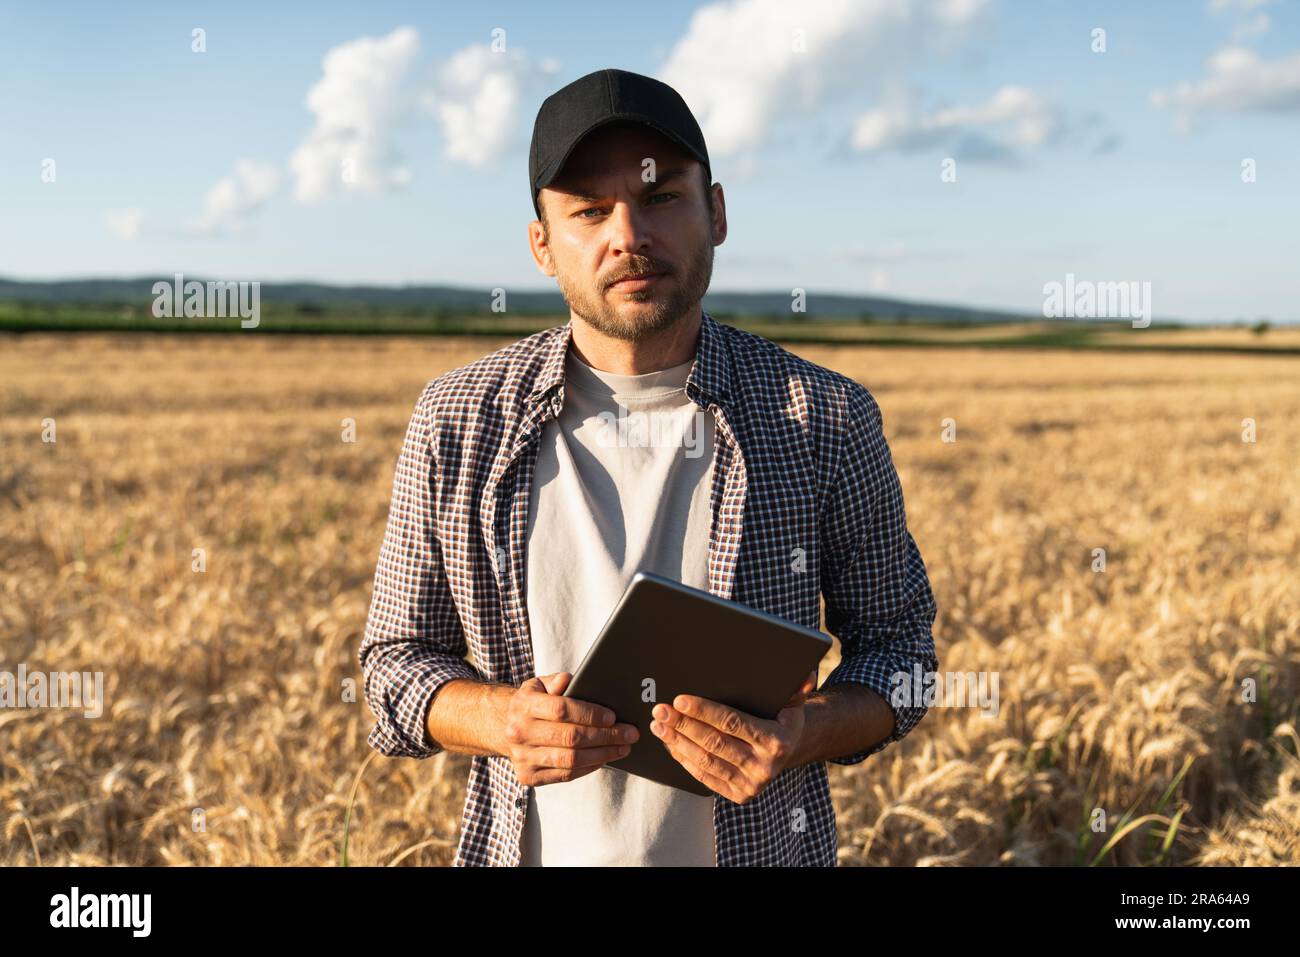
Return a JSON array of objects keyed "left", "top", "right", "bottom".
[{"left": 1, "top": 0, "right": 1296, "bottom": 321}]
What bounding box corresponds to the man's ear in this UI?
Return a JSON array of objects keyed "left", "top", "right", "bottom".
[
  {"left": 527, "top": 219, "right": 557, "bottom": 277},
  {"left": 708, "top": 183, "right": 727, "bottom": 247}
]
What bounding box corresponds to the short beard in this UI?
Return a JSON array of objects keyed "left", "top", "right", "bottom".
[{"left": 552, "top": 230, "right": 715, "bottom": 343}]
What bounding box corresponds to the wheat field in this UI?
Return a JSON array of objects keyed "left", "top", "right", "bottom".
[{"left": 1, "top": 331, "right": 1297, "bottom": 866}]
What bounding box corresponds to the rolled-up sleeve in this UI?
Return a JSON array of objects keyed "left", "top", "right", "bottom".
[
  {"left": 818, "top": 383, "right": 939, "bottom": 765},
  {"left": 358, "top": 381, "right": 481, "bottom": 759}
]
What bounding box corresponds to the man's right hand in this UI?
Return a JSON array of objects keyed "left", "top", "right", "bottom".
[{"left": 502, "top": 671, "right": 640, "bottom": 786}]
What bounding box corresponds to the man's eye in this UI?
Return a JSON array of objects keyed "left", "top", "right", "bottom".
[{"left": 576, "top": 194, "right": 677, "bottom": 218}]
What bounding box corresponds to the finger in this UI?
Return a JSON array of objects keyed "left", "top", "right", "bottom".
[
  {"left": 652, "top": 717, "right": 748, "bottom": 793},
  {"left": 659, "top": 736, "right": 749, "bottom": 803},
  {"left": 670, "top": 695, "right": 772, "bottom": 749},
  {"left": 784, "top": 670, "right": 817, "bottom": 709},
  {"left": 518, "top": 675, "right": 548, "bottom": 694},
  {"left": 694, "top": 765, "right": 749, "bottom": 803},
  {"left": 653, "top": 708, "right": 754, "bottom": 770},
  {"left": 529, "top": 743, "right": 631, "bottom": 771},
  {"left": 527, "top": 764, "right": 603, "bottom": 786},
  {"left": 520, "top": 716, "right": 638, "bottom": 749},
  {"left": 524, "top": 687, "right": 616, "bottom": 727},
  {"left": 537, "top": 671, "right": 572, "bottom": 695}
]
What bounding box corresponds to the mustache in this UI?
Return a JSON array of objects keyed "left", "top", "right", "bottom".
[{"left": 604, "top": 260, "right": 672, "bottom": 288}]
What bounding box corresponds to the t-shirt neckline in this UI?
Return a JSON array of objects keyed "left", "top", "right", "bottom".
[{"left": 564, "top": 347, "right": 694, "bottom": 399}]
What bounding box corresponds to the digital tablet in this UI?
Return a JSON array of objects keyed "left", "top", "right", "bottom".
[{"left": 563, "top": 570, "right": 832, "bottom": 796}]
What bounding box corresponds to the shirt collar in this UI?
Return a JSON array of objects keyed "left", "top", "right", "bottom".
[{"left": 526, "top": 309, "right": 733, "bottom": 412}]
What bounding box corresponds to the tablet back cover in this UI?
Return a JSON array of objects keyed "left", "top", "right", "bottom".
[{"left": 563, "top": 571, "right": 831, "bottom": 796}]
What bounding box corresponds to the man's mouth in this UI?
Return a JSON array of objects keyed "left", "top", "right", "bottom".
[{"left": 608, "top": 272, "right": 666, "bottom": 291}]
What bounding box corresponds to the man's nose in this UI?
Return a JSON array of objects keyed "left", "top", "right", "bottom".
[{"left": 605, "top": 200, "right": 651, "bottom": 256}]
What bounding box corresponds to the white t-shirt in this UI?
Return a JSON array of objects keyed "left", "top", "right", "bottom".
[{"left": 519, "top": 346, "right": 718, "bottom": 866}]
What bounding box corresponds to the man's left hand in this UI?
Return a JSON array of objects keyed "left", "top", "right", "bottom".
[{"left": 649, "top": 669, "right": 817, "bottom": 804}]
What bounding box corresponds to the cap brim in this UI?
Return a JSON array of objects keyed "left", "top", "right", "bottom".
[{"left": 533, "top": 112, "right": 708, "bottom": 199}]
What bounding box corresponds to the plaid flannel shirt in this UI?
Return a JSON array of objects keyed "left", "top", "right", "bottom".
[{"left": 358, "top": 310, "right": 939, "bottom": 866}]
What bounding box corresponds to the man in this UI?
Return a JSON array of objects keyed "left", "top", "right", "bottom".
[{"left": 358, "top": 68, "right": 939, "bottom": 866}]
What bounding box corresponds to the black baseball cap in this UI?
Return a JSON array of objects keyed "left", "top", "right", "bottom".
[{"left": 528, "top": 68, "right": 711, "bottom": 219}]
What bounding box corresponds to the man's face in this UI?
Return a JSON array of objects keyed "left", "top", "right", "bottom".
[{"left": 529, "top": 122, "right": 725, "bottom": 342}]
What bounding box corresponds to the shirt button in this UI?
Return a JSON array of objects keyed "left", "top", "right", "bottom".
[{"left": 515, "top": 796, "right": 526, "bottom": 808}]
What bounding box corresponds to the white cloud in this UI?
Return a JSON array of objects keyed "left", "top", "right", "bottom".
[
  {"left": 1232, "top": 11, "right": 1271, "bottom": 39},
  {"left": 1209, "top": 0, "right": 1275, "bottom": 11},
  {"left": 289, "top": 25, "right": 421, "bottom": 203},
  {"left": 192, "top": 160, "right": 282, "bottom": 234},
  {"left": 851, "top": 85, "right": 1059, "bottom": 156},
  {"left": 104, "top": 209, "right": 143, "bottom": 239},
  {"left": 1210, "top": 0, "right": 1275, "bottom": 40},
  {"left": 657, "top": 0, "right": 990, "bottom": 157},
  {"left": 420, "top": 44, "right": 554, "bottom": 168},
  {"left": 1150, "top": 46, "right": 1300, "bottom": 115}
]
